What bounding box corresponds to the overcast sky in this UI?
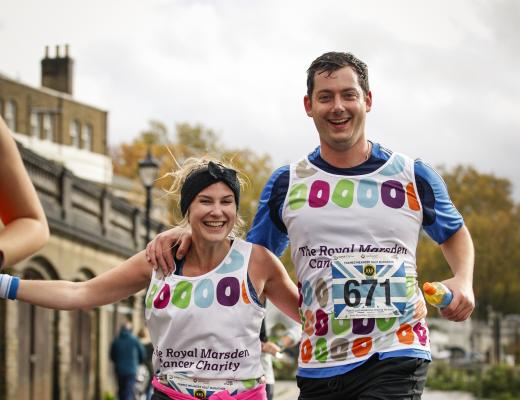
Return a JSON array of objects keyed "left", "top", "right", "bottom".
[{"left": 2, "top": 0, "right": 519, "bottom": 198}]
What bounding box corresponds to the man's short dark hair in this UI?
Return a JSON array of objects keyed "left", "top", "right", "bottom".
[{"left": 306, "top": 52, "right": 369, "bottom": 97}]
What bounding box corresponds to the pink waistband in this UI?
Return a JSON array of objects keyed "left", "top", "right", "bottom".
[{"left": 152, "top": 377, "right": 267, "bottom": 400}]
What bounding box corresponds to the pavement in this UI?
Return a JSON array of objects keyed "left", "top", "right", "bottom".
[
  {"left": 273, "top": 381, "right": 475, "bottom": 400},
  {"left": 422, "top": 389, "right": 475, "bottom": 400},
  {"left": 273, "top": 381, "right": 299, "bottom": 400}
]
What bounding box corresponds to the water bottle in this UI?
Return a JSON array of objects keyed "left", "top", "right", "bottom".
[{"left": 423, "top": 281, "right": 453, "bottom": 309}]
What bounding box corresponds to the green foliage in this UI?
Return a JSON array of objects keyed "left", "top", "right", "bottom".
[
  {"left": 267, "top": 324, "right": 300, "bottom": 380},
  {"left": 273, "top": 356, "right": 298, "bottom": 381},
  {"left": 426, "top": 361, "right": 474, "bottom": 392},
  {"left": 417, "top": 165, "right": 520, "bottom": 319},
  {"left": 102, "top": 392, "right": 116, "bottom": 400},
  {"left": 176, "top": 122, "right": 220, "bottom": 155},
  {"left": 427, "top": 362, "right": 520, "bottom": 399},
  {"left": 480, "top": 364, "right": 520, "bottom": 399},
  {"left": 139, "top": 120, "right": 170, "bottom": 145},
  {"left": 440, "top": 165, "right": 513, "bottom": 215}
]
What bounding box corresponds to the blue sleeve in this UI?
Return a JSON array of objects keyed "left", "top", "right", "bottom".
[
  {"left": 246, "top": 166, "right": 290, "bottom": 256},
  {"left": 414, "top": 160, "right": 464, "bottom": 244}
]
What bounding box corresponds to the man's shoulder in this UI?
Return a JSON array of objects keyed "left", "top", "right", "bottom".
[
  {"left": 262, "top": 164, "right": 290, "bottom": 192},
  {"left": 374, "top": 143, "right": 439, "bottom": 172},
  {"left": 270, "top": 164, "right": 290, "bottom": 176},
  {"left": 373, "top": 142, "right": 417, "bottom": 162}
]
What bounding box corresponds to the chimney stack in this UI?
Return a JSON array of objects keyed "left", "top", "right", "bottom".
[{"left": 41, "top": 44, "right": 74, "bottom": 95}]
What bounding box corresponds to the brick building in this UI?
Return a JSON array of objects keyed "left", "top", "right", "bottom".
[{"left": 0, "top": 45, "right": 111, "bottom": 184}]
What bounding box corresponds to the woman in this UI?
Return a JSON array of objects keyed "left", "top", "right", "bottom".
[
  {"left": 0, "top": 116, "right": 49, "bottom": 270},
  {"left": 0, "top": 157, "right": 299, "bottom": 400}
]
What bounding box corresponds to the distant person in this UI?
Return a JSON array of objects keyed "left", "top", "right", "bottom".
[
  {"left": 0, "top": 157, "right": 300, "bottom": 399},
  {"left": 260, "top": 301, "right": 301, "bottom": 400},
  {"left": 138, "top": 327, "right": 154, "bottom": 400},
  {"left": 0, "top": 115, "right": 49, "bottom": 270},
  {"left": 111, "top": 321, "right": 145, "bottom": 400}
]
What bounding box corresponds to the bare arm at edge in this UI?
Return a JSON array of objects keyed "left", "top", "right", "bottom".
[
  {"left": 16, "top": 251, "right": 151, "bottom": 310},
  {"left": 0, "top": 116, "right": 49, "bottom": 267}
]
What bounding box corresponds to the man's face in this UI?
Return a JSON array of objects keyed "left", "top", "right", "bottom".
[{"left": 304, "top": 66, "right": 372, "bottom": 153}]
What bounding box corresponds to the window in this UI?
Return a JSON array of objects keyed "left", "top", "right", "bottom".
[
  {"left": 70, "top": 119, "right": 80, "bottom": 147},
  {"left": 30, "top": 112, "right": 41, "bottom": 138},
  {"left": 5, "top": 100, "right": 17, "bottom": 131},
  {"left": 42, "top": 114, "right": 53, "bottom": 141},
  {"left": 82, "top": 123, "right": 93, "bottom": 151}
]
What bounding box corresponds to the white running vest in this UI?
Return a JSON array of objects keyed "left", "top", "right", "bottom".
[
  {"left": 282, "top": 153, "right": 430, "bottom": 369},
  {"left": 144, "top": 238, "right": 266, "bottom": 380}
]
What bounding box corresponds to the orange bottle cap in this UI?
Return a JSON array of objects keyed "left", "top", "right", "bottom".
[{"left": 423, "top": 282, "right": 436, "bottom": 295}]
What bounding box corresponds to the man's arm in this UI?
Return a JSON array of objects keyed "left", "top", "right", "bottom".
[
  {"left": 414, "top": 160, "right": 474, "bottom": 321},
  {"left": 439, "top": 226, "right": 475, "bottom": 321},
  {"left": 246, "top": 166, "right": 290, "bottom": 255}
]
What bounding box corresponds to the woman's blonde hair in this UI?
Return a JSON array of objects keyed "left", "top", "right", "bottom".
[{"left": 166, "top": 156, "right": 246, "bottom": 237}]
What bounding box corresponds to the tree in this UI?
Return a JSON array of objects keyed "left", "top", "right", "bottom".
[
  {"left": 112, "top": 120, "right": 174, "bottom": 180},
  {"left": 175, "top": 123, "right": 220, "bottom": 157}
]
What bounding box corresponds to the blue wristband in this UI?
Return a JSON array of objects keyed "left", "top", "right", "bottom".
[
  {"left": 8, "top": 276, "right": 20, "bottom": 300},
  {"left": 0, "top": 274, "right": 20, "bottom": 300}
]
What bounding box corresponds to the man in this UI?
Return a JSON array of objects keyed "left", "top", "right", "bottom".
[
  {"left": 110, "top": 321, "right": 145, "bottom": 400},
  {"left": 147, "top": 52, "right": 475, "bottom": 399}
]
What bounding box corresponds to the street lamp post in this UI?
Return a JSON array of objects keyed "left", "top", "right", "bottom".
[{"left": 138, "top": 148, "right": 159, "bottom": 244}]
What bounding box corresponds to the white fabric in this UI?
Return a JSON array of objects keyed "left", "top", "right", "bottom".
[
  {"left": 145, "top": 238, "right": 266, "bottom": 380},
  {"left": 282, "top": 152, "right": 430, "bottom": 370}
]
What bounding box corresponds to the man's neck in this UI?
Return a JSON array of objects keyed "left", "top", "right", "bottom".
[{"left": 319, "top": 139, "right": 371, "bottom": 168}]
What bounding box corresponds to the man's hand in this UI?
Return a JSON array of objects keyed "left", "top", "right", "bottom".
[
  {"left": 145, "top": 227, "right": 192, "bottom": 275},
  {"left": 439, "top": 276, "right": 475, "bottom": 322}
]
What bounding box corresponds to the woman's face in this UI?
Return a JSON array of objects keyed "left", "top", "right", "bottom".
[{"left": 188, "top": 182, "right": 237, "bottom": 244}]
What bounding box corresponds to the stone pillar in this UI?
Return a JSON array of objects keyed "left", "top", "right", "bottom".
[
  {"left": 60, "top": 169, "right": 73, "bottom": 223},
  {"left": 101, "top": 189, "right": 111, "bottom": 236}
]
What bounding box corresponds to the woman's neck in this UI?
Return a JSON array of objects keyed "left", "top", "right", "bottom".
[{"left": 182, "top": 237, "right": 232, "bottom": 276}]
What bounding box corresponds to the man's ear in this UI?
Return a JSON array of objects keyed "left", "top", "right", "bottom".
[
  {"left": 304, "top": 95, "right": 313, "bottom": 117},
  {"left": 365, "top": 91, "right": 372, "bottom": 112}
]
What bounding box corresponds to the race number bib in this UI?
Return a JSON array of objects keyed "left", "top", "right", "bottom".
[
  {"left": 331, "top": 252, "right": 408, "bottom": 319},
  {"left": 161, "top": 372, "right": 260, "bottom": 398}
]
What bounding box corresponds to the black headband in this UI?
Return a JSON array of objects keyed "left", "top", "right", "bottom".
[{"left": 180, "top": 161, "right": 240, "bottom": 216}]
